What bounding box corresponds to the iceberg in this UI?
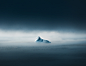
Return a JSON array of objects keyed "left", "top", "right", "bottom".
[{"left": 36, "top": 36, "right": 51, "bottom": 43}]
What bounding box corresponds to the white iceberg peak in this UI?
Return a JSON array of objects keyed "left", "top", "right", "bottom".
[{"left": 36, "top": 36, "right": 51, "bottom": 43}]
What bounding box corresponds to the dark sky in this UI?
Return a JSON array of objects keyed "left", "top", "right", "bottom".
[{"left": 0, "top": 0, "right": 86, "bottom": 32}]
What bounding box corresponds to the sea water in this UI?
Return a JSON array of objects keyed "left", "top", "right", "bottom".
[{"left": 0, "top": 42, "right": 86, "bottom": 66}]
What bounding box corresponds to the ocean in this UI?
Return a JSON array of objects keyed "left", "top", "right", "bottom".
[{"left": 0, "top": 43, "right": 86, "bottom": 66}]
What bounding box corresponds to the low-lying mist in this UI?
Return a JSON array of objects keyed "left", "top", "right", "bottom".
[{"left": 0, "top": 29, "right": 86, "bottom": 46}]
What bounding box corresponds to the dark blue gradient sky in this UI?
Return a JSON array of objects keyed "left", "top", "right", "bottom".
[{"left": 0, "top": 0, "right": 86, "bottom": 32}]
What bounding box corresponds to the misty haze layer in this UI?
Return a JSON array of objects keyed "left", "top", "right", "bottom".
[{"left": 0, "top": 29, "right": 86, "bottom": 46}]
